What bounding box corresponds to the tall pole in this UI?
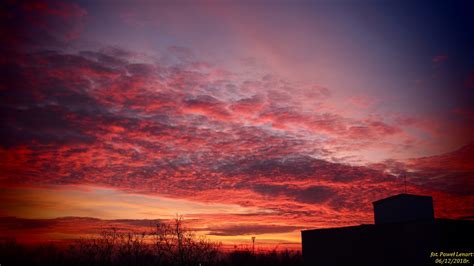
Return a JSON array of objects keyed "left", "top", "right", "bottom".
[{"left": 251, "top": 236, "right": 256, "bottom": 254}]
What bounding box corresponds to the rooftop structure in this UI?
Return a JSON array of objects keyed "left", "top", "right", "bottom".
[
  {"left": 301, "top": 194, "right": 474, "bottom": 266},
  {"left": 372, "top": 193, "right": 434, "bottom": 224}
]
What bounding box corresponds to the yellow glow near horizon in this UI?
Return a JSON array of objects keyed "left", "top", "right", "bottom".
[
  {"left": 0, "top": 185, "right": 302, "bottom": 249},
  {"left": 0, "top": 185, "right": 269, "bottom": 220}
]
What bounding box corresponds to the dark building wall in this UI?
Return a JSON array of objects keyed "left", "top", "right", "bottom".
[
  {"left": 301, "top": 219, "right": 474, "bottom": 266},
  {"left": 372, "top": 194, "right": 434, "bottom": 224}
]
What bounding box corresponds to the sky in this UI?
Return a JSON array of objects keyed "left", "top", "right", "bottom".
[{"left": 1, "top": 0, "right": 473, "bottom": 249}]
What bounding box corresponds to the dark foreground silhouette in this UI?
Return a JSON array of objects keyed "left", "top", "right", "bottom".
[
  {"left": 302, "top": 194, "right": 474, "bottom": 266},
  {"left": 0, "top": 217, "right": 302, "bottom": 266}
]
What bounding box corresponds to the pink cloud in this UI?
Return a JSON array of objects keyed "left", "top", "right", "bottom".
[
  {"left": 348, "top": 96, "right": 377, "bottom": 109},
  {"left": 432, "top": 54, "right": 448, "bottom": 66}
]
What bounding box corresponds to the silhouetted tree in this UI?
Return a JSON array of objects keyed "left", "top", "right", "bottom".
[
  {"left": 0, "top": 217, "right": 302, "bottom": 266},
  {"left": 152, "top": 215, "right": 221, "bottom": 266}
]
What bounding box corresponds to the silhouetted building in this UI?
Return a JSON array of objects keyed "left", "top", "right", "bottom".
[
  {"left": 301, "top": 194, "right": 474, "bottom": 266},
  {"left": 373, "top": 193, "right": 434, "bottom": 224}
]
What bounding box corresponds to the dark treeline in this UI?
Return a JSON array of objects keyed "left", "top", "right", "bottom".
[{"left": 0, "top": 217, "right": 303, "bottom": 266}]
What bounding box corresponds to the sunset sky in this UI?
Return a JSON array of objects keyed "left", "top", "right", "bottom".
[{"left": 1, "top": 0, "right": 473, "bottom": 249}]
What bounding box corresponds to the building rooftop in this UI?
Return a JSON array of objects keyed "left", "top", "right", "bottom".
[
  {"left": 372, "top": 193, "right": 434, "bottom": 224},
  {"left": 372, "top": 193, "right": 432, "bottom": 204}
]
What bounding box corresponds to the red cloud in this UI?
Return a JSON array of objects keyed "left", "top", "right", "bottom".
[
  {"left": 465, "top": 71, "right": 474, "bottom": 89},
  {"left": 1, "top": 48, "right": 470, "bottom": 223},
  {"left": 1, "top": 13, "right": 472, "bottom": 244}
]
